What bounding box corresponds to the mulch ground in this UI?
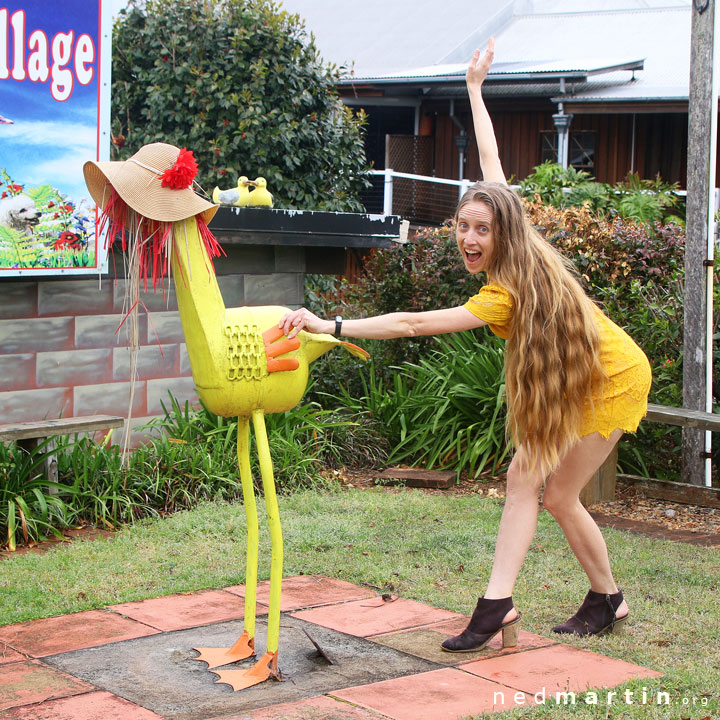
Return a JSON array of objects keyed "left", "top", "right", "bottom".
[
  {"left": 337, "top": 469, "right": 720, "bottom": 547},
  {"left": 2, "top": 471, "right": 719, "bottom": 559}
]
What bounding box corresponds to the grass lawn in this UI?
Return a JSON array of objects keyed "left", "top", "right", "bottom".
[{"left": 1, "top": 486, "right": 718, "bottom": 719}]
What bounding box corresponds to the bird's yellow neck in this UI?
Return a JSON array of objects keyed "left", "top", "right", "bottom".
[{"left": 170, "top": 217, "right": 227, "bottom": 387}]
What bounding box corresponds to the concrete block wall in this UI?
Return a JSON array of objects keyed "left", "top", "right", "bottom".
[{"left": 0, "top": 246, "right": 305, "bottom": 442}]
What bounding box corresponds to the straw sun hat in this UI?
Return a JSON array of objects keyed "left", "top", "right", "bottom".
[{"left": 83, "top": 142, "right": 217, "bottom": 224}]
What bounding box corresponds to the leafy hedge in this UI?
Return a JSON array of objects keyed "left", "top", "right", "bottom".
[
  {"left": 1, "top": 398, "right": 348, "bottom": 550},
  {"left": 112, "top": 0, "right": 369, "bottom": 211}
]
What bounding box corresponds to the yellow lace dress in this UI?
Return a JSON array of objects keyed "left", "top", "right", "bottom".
[{"left": 464, "top": 283, "right": 652, "bottom": 438}]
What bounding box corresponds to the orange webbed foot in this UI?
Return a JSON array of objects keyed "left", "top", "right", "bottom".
[
  {"left": 262, "top": 326, "right": 300, "bottom": 373},
  {"left": 193, "top": 631, "right": 255, "bottom": 669},
  {"left": 211, "top": 651, "right": 281, "bottom": 691}
]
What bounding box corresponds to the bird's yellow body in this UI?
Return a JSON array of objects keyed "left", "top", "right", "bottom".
[{"left": 171, "top": 218, "right": 364, "bottom": 416}]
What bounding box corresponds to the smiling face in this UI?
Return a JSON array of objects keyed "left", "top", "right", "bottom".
[{"left": 456, "top": 199, "right": 495, "bottom": 275}]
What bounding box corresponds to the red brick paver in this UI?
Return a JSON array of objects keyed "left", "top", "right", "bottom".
[
  {"left": 0, "top": 661, "right": 91, "bottom": 712},
  {"left": 1, "top": 643, "right": 26, "bottom": 665},
  {"left": 109, "top": 589, "right": 262, "bottom": 632},
  {"left": 0, "top": 611, "right": 158, "bottom": 658},
  {"left": 463, "top": 643, "right": 663, "bottom": 695},
  {"left": 332, "top": 667, "right": 534, "bottom": 720},
  {"left": 370, "top": 623, "right": 556, "bottom": 665},
  {"left": 0, "top": 690, "right": 165, "bottom": 719},
  {"left": 225, "top": 574, "right": 376, "bottom": 611},
  {"left": 292, "top": 596, "right": 462, "bottom": 637},
  {"left": 221, "top": 694, "right": 386, "bottom": 719}
]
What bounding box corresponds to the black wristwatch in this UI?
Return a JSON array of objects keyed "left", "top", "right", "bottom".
[{"left": 334, "top": 315, "right": 342, "bottom": 337}]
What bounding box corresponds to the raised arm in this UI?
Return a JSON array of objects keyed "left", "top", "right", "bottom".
[
  {"left": 278, "top": 306, "right": 486, "bottom": 340},
  {"left": 466, "top": 39, "right": 506, "bottom": 185}
]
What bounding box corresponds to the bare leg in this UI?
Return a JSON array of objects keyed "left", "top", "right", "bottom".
[
  {"left": 484, "top": 446, "right": 545, "bottom": 622},
  {"left": 440, "top": 446, "right": 542, "bottom": 651},
  {"left": 542, "top": 429, "right": 628, "bottom": 619}
]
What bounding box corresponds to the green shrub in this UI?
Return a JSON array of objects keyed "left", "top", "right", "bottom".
[
  {"left": 112, "top": 0, "right": 369, "bottom": 211},
  {"left": 310, "top": 196, "right": 697, "bottom": 480},
  {"left": 0, "top": 396, "right": 358, "bottom": 549},
  {"left": 0, "top": 439, "right": 72, "bottom": 550},
  {"left": 519, "top": 162, "right": 685, "bottom": 226},
  {"left": 305, "top": 224, "right": 483, "bottom": 401},
  {"left": 328, "top": 332, "right": 509, "bottom": 479},
  {"left": 138, "top": 395, "right": 349, "bottom": 496}
]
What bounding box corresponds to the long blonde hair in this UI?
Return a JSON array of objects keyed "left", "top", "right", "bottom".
[{"left": 457, "top": 182, "right": 605, "bottom": 476}]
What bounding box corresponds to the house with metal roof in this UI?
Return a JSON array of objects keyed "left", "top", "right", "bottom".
[{"left": 279, "top": 0, "right": 709, "bottom": 204}]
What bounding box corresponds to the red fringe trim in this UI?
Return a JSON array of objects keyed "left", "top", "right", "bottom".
[{"left": 99, "top": 189, "right": 224, "bottom": 292}]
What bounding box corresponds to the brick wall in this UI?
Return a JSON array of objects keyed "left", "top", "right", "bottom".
[{"left": 0, "top": 246, "right": 305, "bottom": 442}]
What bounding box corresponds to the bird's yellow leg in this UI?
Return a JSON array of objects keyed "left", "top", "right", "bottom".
[
  {"left": 238, "top": 414, "right": 259, "bottom": 642},
  {"left": 212, "top": 410, "right": 283, "bottom": 691},
  {"left": 193, "top": 416, "right": 257, "bottom": 669},
  {"left": 252, "top": 409, "right": 283, "bottom": 655}
]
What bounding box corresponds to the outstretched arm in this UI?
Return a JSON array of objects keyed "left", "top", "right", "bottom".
[
  {"left": 278, "top": 306, "right": 487, "bottom": 340},
  {"left": 467, "top": 39, "right": 506, "bottom": 185}
]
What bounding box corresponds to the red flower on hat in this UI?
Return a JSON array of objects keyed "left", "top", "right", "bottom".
[{"left": 159, "top": 148, "right": 198, "bottom": 190}]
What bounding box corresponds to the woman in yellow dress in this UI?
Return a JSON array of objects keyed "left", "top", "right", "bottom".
[{"left": 279, "top": 40, "right": 651, "bottom": 651}]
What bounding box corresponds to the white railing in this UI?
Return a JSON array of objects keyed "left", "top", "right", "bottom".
[{"left": 369, "top": 169, "right": 474, "bottom": 216}]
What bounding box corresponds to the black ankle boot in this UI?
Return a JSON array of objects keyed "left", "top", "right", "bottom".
[
  {"left": 441, "top": 596, "right": 521, "bottom": 653},
  {"left": 552, "top": 589, "right": 627, "bottom": 636}
]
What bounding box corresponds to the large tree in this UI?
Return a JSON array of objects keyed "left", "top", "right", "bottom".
[{"left": 112, "top": 0, "right": 369, "bottom": 211}]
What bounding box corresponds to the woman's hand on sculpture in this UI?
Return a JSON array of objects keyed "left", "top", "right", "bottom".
[
  {"left": 279, "top": 308, "right": 331, "bottom": 338},
  {"left": 466, "top": 37, "right": 494, "bottom": 91}
]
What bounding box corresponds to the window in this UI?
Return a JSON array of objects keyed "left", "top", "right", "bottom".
[
  {"left": 569, "top": 132, "right": 596, "bottom": 172},
  {"left": 540, "top": 132, "right": 558, "bottom": 164},
  {"left": 540, "top": 131, "right": 597, "bottom": 172}
]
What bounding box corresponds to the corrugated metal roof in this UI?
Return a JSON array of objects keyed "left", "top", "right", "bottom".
[
  {"left": 342, "top": 58, "right": 644, "bottom": 84},
  {"left": 276, "top": 0, "right": 511, "bottom": 72},
  {"left": 278, "top": 0, "right": 691, "bottom": 103},
  {"left": 494, "top": 7, "right": 690, "bottom": 102}
]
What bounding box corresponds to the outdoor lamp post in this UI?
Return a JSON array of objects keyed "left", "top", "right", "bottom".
[
  {"left": 552, "top": 112, "right": 573, "bottom": 169},
  {"left": 456, "top": 131, "right": 471, "bottom": 199}
]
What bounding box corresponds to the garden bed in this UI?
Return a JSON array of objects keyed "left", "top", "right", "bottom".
[{"left": 332, "top": 468, "right": 720, "bottom": 541}]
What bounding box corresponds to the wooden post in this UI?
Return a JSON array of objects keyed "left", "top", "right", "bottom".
[
  {"left": 579, "top": 440, "right": 619, "bottom": 507},
  {"left": 683, "top": 0, "right": 717, "bottom": 485}
]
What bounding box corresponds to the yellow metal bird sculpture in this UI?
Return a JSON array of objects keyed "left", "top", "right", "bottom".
[
  {"left": 83, "top": 143, "right": 368, "bottom": 692},
  {"left": 172, "top": 215, "right": 367, "bottom": 689}
]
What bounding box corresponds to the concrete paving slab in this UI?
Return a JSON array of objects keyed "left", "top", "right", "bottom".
[
  {"left": 1, "top": 642, "right": 26, "bottom": 664},
  {"left": 0, "top": 611, "right": 159, "bottom": 657},
  {"left": 0, "top": 690, "right": 165, "bottom": 719},
  {"left": 291, "top": 596, "right": 462, "bottom": 637},
  {"left": 225, "top": 575, "right": 376, "bottom": 611},
  {"left": 109, "top": 590, "right": 264, "bottom": 632},
  {"left": 370, "top": 626, "right": 557, "bottom": 665},
  {"left": 219, "top": 694, "right": 388, "bottom": 719},
  {"left": 332, "top": 667, "right": 534, "bottom": 720},
  {"left": 43, "top": 615, "right": 439, "bottom": 720},
  {"left": 462, "top": 643, "right": 663, "bottom": 695},
  {"left": 0, "top": 660, "right": 92, "bottom": 712}
]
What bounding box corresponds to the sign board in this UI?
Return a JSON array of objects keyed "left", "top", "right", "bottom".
[{"left": 0, "top": 1, "right": 110, "bottom": 275}]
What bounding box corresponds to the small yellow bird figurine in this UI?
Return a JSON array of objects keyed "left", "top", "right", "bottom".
[
  {"left": 246, "top": 177, "right": 273, "bottom": 208},
  {"left": 212, "top": 176, "right": 255, "bottom": 207}
]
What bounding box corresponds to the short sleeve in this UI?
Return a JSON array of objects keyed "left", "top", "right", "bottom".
[{"left": 464, "top": 283, "right": 513, "bottom": 339}]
